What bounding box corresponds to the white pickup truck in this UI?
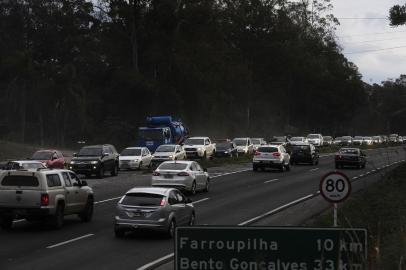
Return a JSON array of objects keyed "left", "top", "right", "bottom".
[
  {"left": 183, "top": 137, "right": 216, "bottom": 159},
  {"left": 0, "top": 169, "right": 94, "bottom": 230}
]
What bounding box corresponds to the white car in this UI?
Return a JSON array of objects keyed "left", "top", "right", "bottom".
[
  {"left": 151, "top": 161, "right": 210, "bottom": 195},
  {"left": 183, "top": 137, "right": 216, "bottom": 159},
  {"left": 253, "top": 145, "right": 291, "bottom": 172},
  {"left": 233, "top": 138, "right": 254, "bottom": 155},
  {"left": 288, "top": 137, "right": 308, "bottom": 145},
  {"left": 152, "top": 144, "right": 186, "bottom": 164},
  {"left": 307, "top": 134, "right": 323, "bottom": 147},
  {"left": 119, "top": 147, "right": 152, "bottom": 170},
  {"left": 353, "top": 136, "right": 364, "bottom": 146},
  {"left": 372, "top": 136, "right": 382, "bottom": 144},
  {"left": 2, "top": 160, "right": 46, "bottom": 170},
  {"left": 251, "top": 138, "right": 267, "bottom": 150},
  {"left": 363, "top": 137, "right": 373, "bottom": 145}
]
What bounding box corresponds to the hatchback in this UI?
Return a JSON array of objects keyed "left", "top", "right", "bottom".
[{"left": 114, "top": 187, "right": 195, "bottom": 238}]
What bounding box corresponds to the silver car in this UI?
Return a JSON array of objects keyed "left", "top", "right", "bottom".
[
  {"left": 114, "top": 187, "right": 195, "bottom": 238},
  {"left": 253, "top": 145, "right": 291, "bottom": 172},
  {"left": 151, "top": 161, "right": 210, "bottom": 195}
]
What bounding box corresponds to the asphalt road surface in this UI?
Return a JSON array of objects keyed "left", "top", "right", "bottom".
[{"left": 1, "top": 146, "right": 405, "bottom": 270}]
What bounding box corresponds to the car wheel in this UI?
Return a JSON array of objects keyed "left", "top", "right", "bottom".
[
  {"left": 362, "top": 163, "right": 366, "bottom": 169},
  {"left": 97, "top": 166, "right": 104, "bottom": 179},
  {"left": 279, "top": 164, "right": 285, "bottom": 172},
  {"left": 79, "top": 197, "right": 94, "bottom": 222},
  {"left": 51, "top": 204, "right": 64, "bottom": 229},
  {"left": 189, "top": 213, "right": 196, "bottom": 226},
  {"left": 167, "top": 219, "right": 176, "bottom": 238},
  {"left": 138, "top": 162, "right": 143, "bottom": 170},
  {"left": 235, "top": 152, "right": 239, "bottom": 158},
  {"left": 204, "top": 179, "right": 210, "bottom": 192},
  {"left": 0, "top": 216, "right": 13, "bottom": 230},
  {"left": 202, "top": 152, "right": 207, "bottom": 160},
  {"left": 85, "top": 173, "right": 91, "bottom": 178},
  {"left": 191, "top": 181, "right": 197, "bottom": 195},
  {"left": 111, "top": 164, "right": 118, "bottom": 176},
  {"left": 316, "top": 159, "right": 319, "bottom": 165},
  {"left": 285, "top": 163, "right": 290, "bottom": 171},
  {"left": 253, "top": 165, "right": 258, "bottom": 172}
]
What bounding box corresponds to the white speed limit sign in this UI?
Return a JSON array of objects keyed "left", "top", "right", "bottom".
[{"left": 319, "top": 171, "right": 351, "bottom": 203}]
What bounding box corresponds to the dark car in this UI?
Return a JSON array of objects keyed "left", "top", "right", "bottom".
[
  {"left": 289, "top": 144, "right": 319, "bottom": 165},
  {"left": 69, "top": 144, "right": 119, "bottom": 178},
  {"left": 335, "top": 148, "right": 366, "bottom": 169},
  {"left": 214, "top": 140, "right": 238, "bottom": 158}
]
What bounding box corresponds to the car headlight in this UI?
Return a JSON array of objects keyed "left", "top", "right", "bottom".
[
  {"left": 70, "top": 161, "right": 76, "bottom": 164},
  {"left": 90, "top": 161, "right": 98, "bottom": 164},
  {"left": 198, "top": 147, "right": 203, "bottom": 151},
  {"left": 224, "top": 151, "right": 228, "bottom": 154},
  {"left": 169, "top": 155, "right": 173, "bottom": 159}
]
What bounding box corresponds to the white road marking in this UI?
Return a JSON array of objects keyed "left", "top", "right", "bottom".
[
  {"left": 193, "top": 198, "right": 210, "bottom": 204},
  {"left": 94, "top": 197, "right": 122, "bottom": 205},
  {"left": 46, "top": 234, "right": 94, "bottom": 249},
  {"left": 137, "top": 253, "right": 175, "bottom": 270},
  {"left": 359, "top": 174, "right": 365, "bottom": 177},
  {"left": 13, "top": 219, "right": 25, "bottom": 223},
  {"left": 211, "top": 169, "right": 250, "bottom": 179},
  {"left": 238, "top": 194, "right": 315, "bottom": 226},
  {"left": 264, "top": 179, "right": 279, "bottom": 184},
  {"left": 352, "top": 176, "right": 359, "bottom": 180},
  {"left": 309, "top": 168, "right": 319, "bottom": 172}
]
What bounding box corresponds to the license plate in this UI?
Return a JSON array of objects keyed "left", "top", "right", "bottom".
[
  {"left": 164, "top": 174, "right": 173, "bottom": 179},
  {"left": 126, "top": 211, "right": 141, "bottom": 218}
]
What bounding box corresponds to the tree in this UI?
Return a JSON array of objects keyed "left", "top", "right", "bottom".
[{"left": 389, "top": 4, "right": 406, "bottom": 26}]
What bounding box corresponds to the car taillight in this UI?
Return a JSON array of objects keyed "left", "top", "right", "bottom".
[
  {"left": 152, "top": 171, "right": 160, "bottom": 176},
  {"left": 273, "top": 152, "right": 281, "bottom": 157},
  {"left": 160, "top": 198, "right": 166, "bottom": 206},
  {"left": 254, "top": 151, "right": 261, "bottom": 156},
  {"left": 41, "top": 194, "right": 49, "bottom": 206},
  {"left": 178, "top": 172, "right": 189, "bottom": 176}
]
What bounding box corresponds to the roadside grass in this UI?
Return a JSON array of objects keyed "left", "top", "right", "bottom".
[
  {"left": 0, "top": 140, "right": 74, "bottom": 161},
  {"left": 199, "top": 154, "right": 253, "bottom": 168},
  {"left": 311, "top": 164, "right": 406, "bottom": 269}
]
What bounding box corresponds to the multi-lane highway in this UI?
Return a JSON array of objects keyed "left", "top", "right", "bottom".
[{"left": 1, "top": 146, "right": 405, "bottom": 270}]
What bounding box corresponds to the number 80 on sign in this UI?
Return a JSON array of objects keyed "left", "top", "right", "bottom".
[{"left": 319, "top": 171, "right": 351, "bottom": 203}]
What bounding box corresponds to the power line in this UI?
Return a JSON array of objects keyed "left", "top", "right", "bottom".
[
  {"left": 340, "top": 36, "right": 406, "bottom": 45},
  {"left": 338, "top": 30, "right": 406, "bottom": 38},
  {"left": 344, "top": 45, "right": 406, "bottom": 54}
]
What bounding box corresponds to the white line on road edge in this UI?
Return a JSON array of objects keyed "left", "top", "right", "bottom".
[
  {"left": 238, "top": 194, "right": 315, "bottom": 226},
  {"left": 137, "top": 253, "right": 175, "bottom": 270},
  {"left": 352, "top": 176, "right": 359, "bottom": 180},
  {"left": 13, "top": 219, "right": 25, "bottom": 223},
  {"left": 264, "top": 179, "right": 279, "bottom": 184},
  {"left": 46, "top": 234, "right": 94, "bottom": 249},
  {"left": 193, "top": 198, "right": 210, "bottom": 204},
  {"left": 309, "top": 168, "right": 319, "bottom": 172},
  {"left": 211, "top": 169, "right": 251, "bottom": 179},
  {"left": 94, "top": 197, "right": 122, "bottom": 205}
]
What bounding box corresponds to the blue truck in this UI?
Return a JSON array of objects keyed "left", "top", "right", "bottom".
[{"left": 137, "top": 116, "right": 189, "bottom": 152}]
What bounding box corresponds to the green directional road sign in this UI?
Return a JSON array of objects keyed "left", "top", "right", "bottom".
[{"left": 175, "top": 226, "right": 367, "bottom": 270}]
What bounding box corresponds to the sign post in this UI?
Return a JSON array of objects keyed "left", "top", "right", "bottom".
[
  {"left": 320, "top": 171, "right": 352, "bottom": 227},
  {"left": 176, "top": 226, "right": 367, "bottom": 270}
]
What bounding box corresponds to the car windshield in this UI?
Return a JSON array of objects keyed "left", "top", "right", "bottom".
[
  {"left": 156, "top": 145, "right": 176, "bottom": 152},
  {"left": 233, "top": 139, "right": 247, "bottom": 146},
  {"left": 271, "top": 137, "right": 285, "bottom": 142},
  {"left": 354, "top": 136, "right": 363, "bottom": 140},
  {"left": 339, "top": 149, "right": 359, "bottom": 155},
  {"left": 364, "top": 137, "right": 372, "bottom": 140},
  {"left": 334, "top": 137, "right": 343, "bottom": 141},
  {"left": 121, "top": 193, "right": 164, "bottom": 206},
  {"left": 251, "top": 139, "right": 261, "bottom": 144},
  {"left": 323, "top": 136, "right": 332, "bottom": 140},
  {"left": 31, "top": 151, "right": 52, "bottom": 160},
  {"left": 158, "top": 163, "right": 188, "bottom": 170},
  {"left": 78, "top": 147, "right": 102, "bottom": 157},
  {"left": 342, "top": 136, "right": 351, "bottom": 140},
  {"left": 138, "top": 129, "right": 164, "bottom": 140},
  {"left": 292, "top": 145, "right": 310, "bottom": 152},
  {"left": 290, "top": 137, "right": 303, "bottom": 141},
  {"left": 22, "top": 163, "right": 45, "bottom": 169},
  {"left": 257, "top": 147, "right": 278, "bottom": 153},
  {"left": 216, "top": 142, "right": 231, "bottom": 149},
  {"left": 121, "top": 148, "right": 141, "bottom": 156},
  {"left": 307, "top": 135, "right": 319, "bottom": 139},
  {"left": 184, "top": 139, "right": 204, "bottom": 145}
]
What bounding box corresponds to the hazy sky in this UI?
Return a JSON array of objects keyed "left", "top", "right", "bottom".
[{"left": 332, "top": 0, "right": 406, "bottom": 84}]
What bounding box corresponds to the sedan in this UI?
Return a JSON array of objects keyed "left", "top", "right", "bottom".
[
  {"left": 214, "top": 140, "right": 238, "bottom": 158},
  {"left": 31, "top": 150, "right": 65, "bottom": 169},
  {"left": 151, "top": 161, "right": 210, "bottom": 195},
  {"left": 114, "top": 187, "right": 195, "bottom": 238},
  {"left": 335, "top": 148, "right": 366, "bottom": 169}
]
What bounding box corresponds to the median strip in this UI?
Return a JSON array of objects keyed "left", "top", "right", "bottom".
[{"left": 46, "top": 234, "right": 94, "bottom": 249}]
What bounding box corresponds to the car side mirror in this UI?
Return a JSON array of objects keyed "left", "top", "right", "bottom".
[
  {"left": 81, "top": 180, "right": 88, "bottom": 186},
  {"left": 73, "top": 153, "right": 77, "bottom": 157},
  {"left": 102, "top": 153, "right": 109, "bottom": 157},
  {"left": 203, "top": 168, "right": 207, "bottom": 172},
  {"left": 186, "top": 198, "right": 192, "bottom": 203}
]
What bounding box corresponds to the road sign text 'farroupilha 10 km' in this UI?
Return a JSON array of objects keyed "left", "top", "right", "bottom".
[{"left": 175, "top": 227, "right": 367, "bottom": 270}]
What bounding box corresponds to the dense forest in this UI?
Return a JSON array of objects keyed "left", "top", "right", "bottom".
[{"left": 0, "top": 0, "right": 405, "bottom": 149}]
